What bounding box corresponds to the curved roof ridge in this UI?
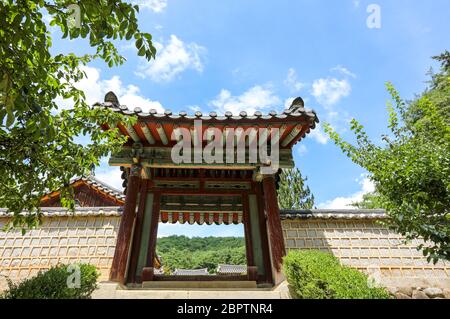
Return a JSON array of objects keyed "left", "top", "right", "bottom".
[
  {"left": 280, "top": 209, "right": 387, "bottom": 220},
  {"left": 93, "top": 95, "right": 319, "bottom": 123},
  {"left": 69, "top": 175, "right": 125, "bottom": 200}
]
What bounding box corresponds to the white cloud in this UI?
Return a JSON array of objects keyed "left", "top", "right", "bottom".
[
  {"left": 56, "top": 66, "right": 164, "bottom": 113},
  {"left": 308, "top": 123, "right": 329, "bottom": 145},
  {"left": 318, "top": 176, "right": 375, "bottom": 209},
  {"left": 136, "top": 35, "right": 206, "bottom": 82},
  {"left": 331, "top": 65, "right": 356, "bottom": 78},
  {"left": 134, "top": 0, "right": 167, "bottom": 13},
  {"left": 95, "top": 166, "right": 124, "bottom": 191},
  {"left": 209, "top": 85, "right": 281, "bottom": 115},
  {"left": 311, "top": 77, "right": 351, "bottom": 106},
  {"left": 187, "top": 105, "right": 201, "bottom": 112},
  {"left": 284, "top": 68, "right": 305, "bottom": 93}
]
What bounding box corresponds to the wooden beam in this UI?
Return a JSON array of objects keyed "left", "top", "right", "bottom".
[
  {"left": 262, "top": 175, "right": 286, "bottom": 274},
  {"left": 140, "top": 123, "right": 155, "bottom": 144},
  {"left": 242, "top": 193, "right": 255, "bottom": 268},
  {"left": 278, "top": 125, "right": 288, "bottom": 139},
  {"left": 109, "top": 164, "right": 141, "bottom": 284},
  {"left": 143, "top": 191, "right": 161, "bottom": 279},
  {"left": 149, "top": 188, "right": 246, "bottom": 196},
  {"left": 255, "top": 182, "right": 273, "bottom": 284},
  {"left": 126, "top": 179, "right": 149, "bottom": 284},
  {"left": 125, "top": 124, "right": 141, "bottom": 143},
  {"left": 281, "top": 125, "right": 302, "bottom": 147},
  {"left": 156, "top": 123, "right": 168, "bottom": 145}
]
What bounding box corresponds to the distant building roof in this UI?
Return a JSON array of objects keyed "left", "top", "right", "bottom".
[
  {"left": 172, "top": 268, "right": 209, "bottom": 276},
  {"left": 40, "top": 175, "right": 125, "bottom": 207},
  {"left": 217, "top": 264, "right": 247, "bottom": 275}
]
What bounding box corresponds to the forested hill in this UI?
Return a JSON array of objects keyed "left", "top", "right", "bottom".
[
  {"left": 156, "top": 236, "right": 246, "bottom": 273},
  {"left": 157, "top": 235, "right": 245, "bottom": 253}
]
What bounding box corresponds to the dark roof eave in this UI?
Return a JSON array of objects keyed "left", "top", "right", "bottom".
[
  {"left": 280, "top": 209, "right": 387, "bottom": 220},
  {"left": 94, "top": 102, "right": 320, "bottom": 124}
]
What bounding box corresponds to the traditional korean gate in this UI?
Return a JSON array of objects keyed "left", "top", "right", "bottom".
[
  {"left": 113, "top": 168, "right": 274, "bottom": 285},
  {"left": 99, "top": 92, "right": 318, "bottom": 287}
]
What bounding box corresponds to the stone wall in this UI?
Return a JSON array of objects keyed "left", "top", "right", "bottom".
[
  {"left": 1, "top": 210, "right": 449, "bottom": 296},
  {"left": 0, "top": 214, "right": 119, "bottom": 291},
  {"left": 282, "top": 218, "right": 450, "bottom": 291}
]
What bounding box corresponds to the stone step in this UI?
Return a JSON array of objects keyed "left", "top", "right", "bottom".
[
  {"left": 92, "top": 282, "right": 291, "bottom": 299},
  {"left": 141, "top": 280, "right": 257, "bottom": 289}
]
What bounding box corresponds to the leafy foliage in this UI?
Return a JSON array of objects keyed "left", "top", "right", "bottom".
[
  {"left": 0, "top": 1, "right": 156, "bottom": 229},
  {"left": 156, "top": 236, "right": 246, "bottom": 273},
  {"left": 324, "top": 53, "right": 450, "bottom": 262},
  {"left": 283, "top": 250, "right": 391, "bottom": 299},
  {"left": 277, "top": 168, "right": 315, "bottom": 209},
  {"left": 351, "top": 191, "right": 385, "bottom": 209},
  {"left": 1, "top": 263, "right": 99, "bottom": 299}
]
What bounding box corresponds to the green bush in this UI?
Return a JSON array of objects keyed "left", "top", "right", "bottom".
[
  {"left": 283, "top": 250, "right": 391, "bottom": 299},
  {"left": 1, "top": 264, "right": 99, "bottom": 299}
]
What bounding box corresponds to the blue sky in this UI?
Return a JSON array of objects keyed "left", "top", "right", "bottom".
[{"left": 49, "top": 0, "right": 450, "bottom": 237}]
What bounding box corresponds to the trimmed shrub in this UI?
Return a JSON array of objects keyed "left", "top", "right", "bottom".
[
  {"left": 1, "top": 264, "right": 99, "bottom": 299},
  {"left": 283, "top": 250, "right": 391, "bottom": 299}
]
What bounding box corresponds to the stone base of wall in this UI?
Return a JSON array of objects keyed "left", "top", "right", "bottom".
[{"left": 388, "top": 286, "right": 450, "bottom": 299}]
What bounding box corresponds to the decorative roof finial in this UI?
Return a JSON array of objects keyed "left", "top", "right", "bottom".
[
  {"left": 290, "top": 97, "right": 304, "bottom": 109},
  {"left": 104, "top": 91, "right": 119, "bottom": 105}
]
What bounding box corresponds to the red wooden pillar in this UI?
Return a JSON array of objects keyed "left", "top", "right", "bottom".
[
  {"left": 126, "top": 179, "right": 149, "bottom": 284},
  {"left": 262, "top": 175, "right": 286, "bottom": 282},
  {"left": 242, "top": 193, "right": 257, "bottom": 280},
  {"left": 110, "top": 164, "right": 141, "bottom": 284},
  {"left": 142, "top": 191, "right": 160, "bottom": 282}
]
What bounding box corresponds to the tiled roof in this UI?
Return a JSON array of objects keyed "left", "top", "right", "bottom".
[
  {"left": 172, "top": 268, "right": 209, "bottom": 276},
  {"left": 71, "top": 175, "right": 125, "bottom": 201},
  {"left": 0, "top": 207, "right": 123, "bottom": 217},
  {"left": 93, "top": 100, "right": 319, "bottom": 123},
  {"left": 154, "top": 268, "right": 164, "bottom": 275},
  {"left": 216, "top": 264, "right": 247, "bottom": 275},
  {"left": 280, "top": 209, "right": 387, "bottom": 220},
  {"left": 0, "top": 208, "right": 387, "bottom": 219}
]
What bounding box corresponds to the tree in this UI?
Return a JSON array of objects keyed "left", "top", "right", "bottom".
[
  {"left": 277, "top": 168, "right": 315, "bottom": 210},
  {"left": 351, "top": 192, "right": 384, "bottom": 209},
  {"left": 156, "top": 236, "right": 247, "bottom": 273},
  {"left": 324, "top": 52, "right": 450, "bottom": 263},
  {"left": 0, "top": 1, "right": 156, "bottom": 229}
]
